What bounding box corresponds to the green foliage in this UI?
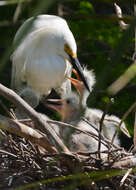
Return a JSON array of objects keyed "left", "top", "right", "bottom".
[
  {"left": 14, "top": 167, "right": 136, "bottom": 190},
  {"left": 78, "top": 1, "right": 94, "bottom": 15}
]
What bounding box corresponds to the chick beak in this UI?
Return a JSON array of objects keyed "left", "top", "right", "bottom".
[
  {"left": 45, "top": 99, "right": 63, "bottom": 114},
  {"left": 69, "top": 55, "right": 90, "bottom": 92},
  {"left": 72, "top": 69, "right": 81, "bottom": 81},
  {"left": 67, "top": 77, "right": 83, "bottom": 97}
]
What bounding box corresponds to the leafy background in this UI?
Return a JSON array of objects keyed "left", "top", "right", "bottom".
[{"left": 0, "top": 0, "right": 135, "bottom": 148}]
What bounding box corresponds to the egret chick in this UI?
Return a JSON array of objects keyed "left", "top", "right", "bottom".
[
  {"left": 46, "top": 92, "right": 108, "bottom": 155},
  {"left": 11, "top": 15, "right": 90, "bottom": 107},
  {"left": 70, "top": 69, "right": 130, "bottom": 140}
]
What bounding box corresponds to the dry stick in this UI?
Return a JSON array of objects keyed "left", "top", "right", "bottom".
[
  {"left": 48, "top": 117, "right": 120, "bottom": 150},
  {"left": 108, "top": 4, "right": 136, "bottom": 95},
  {"left": 105, "top": 118, "right": 130, "bottom": 138},
  {"left": 0, "top": 114, "right": 57, "bottom": 153},
  {"left": 120, "top": 168, "right": 132, "bottom": 187},
  {"left": 98, "top": 98, "right": 114, "bottom": 160},
  {"left": 111, "top": 102, "right": 136, "bottom": 145},
  {"left": 47, "top": 120, "right": 109, "bottom": 148},
  {"left": 0, "top": 83, "right": 70, "bottom": 153},
  {"left": 133, "top": 1, "right": 136, "bottom": 148},
  {"left": 114, "top": 3, "right": 129, "bottom": 30},
  {"left": 77, "top": 148, "right": 122, "bottom": 157},
  {"left": 133, "top": 112, "right": 136, "bottom": 147},
  {"left": 0, "top": 99, "right": 14, "bottom": 119},
  {"left": 82, "top": 117, "right": 99, "bottom": 133},
  {"left": 13, "top": 0, "right": 22, "bottom": 23},
  {"left": 132, "top": 0, "right": 136, "bottom": 61},
  {"left": 112, "top": 155, "right": 136, "bottom": 169},
  {"left": 0, "top": 149, "right": 17, "bottom": 158},
  {"left": 107, "top": 61, "right": 136, "bottom": 95},
  {"left": 82, "top": 117, "right": 120, "bottom": 149}
]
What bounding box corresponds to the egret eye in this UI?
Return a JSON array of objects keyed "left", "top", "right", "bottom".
[{"left": 64, "top": 44, "right": 76, "bottom": 58}]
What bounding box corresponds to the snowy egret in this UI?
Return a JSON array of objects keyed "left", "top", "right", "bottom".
[{"left": 11, "top": 15, "right": 90, "bottom": 107}]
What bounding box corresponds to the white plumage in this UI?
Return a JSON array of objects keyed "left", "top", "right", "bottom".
[
  {"left": 11, "top": 15, "right": 89, "bottom": 107},
  {"left": 46, "top": 68, "right": 130, "bottom": 156}
]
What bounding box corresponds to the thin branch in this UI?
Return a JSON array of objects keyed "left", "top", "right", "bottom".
[
  {"left": 107, "top": 61, "right": 136, "bottom": 95},
  {"left": 80, "top": 117, "right": 120, "bottom": 149},
  {"left": 98, "top": 98, "right": 114, "bottom": 159},
  {"left": 13, "top": 0, "right": 23, "bottom": 23},
  {"left": 47, "top": 120, "right": 118, "bottom": 149},
  {"left": 111, "top": 102, "right": 136, "bottom": 145},
  {"left": 0, "top": 148, "right": 17, "bottom": 158},
  {"left": 0, "top": 114, "right": 57, "bottom": 153},
  {"left": 133, "top": 112, "right": 136, "bottom": 146},
  {"left": 0, "top": 99, "right": 14, "bottom": 119},
  {"left": 10, "top": 108, "right": 18, "bottom": 120},
  {"left": 114, "top": 3, "right": 129, "bottom": 30},
  {"left": 132, "top": 0, "right": 136, "bottom": 60},
  {"left": 112, "top": 155, "right": 136, "bottom": 168},
  {"left": 120, "top": 168, "right": 132, "bottom": 187},
  {"left": 0, "top": 83, "right": 70, "bottom": 153}
]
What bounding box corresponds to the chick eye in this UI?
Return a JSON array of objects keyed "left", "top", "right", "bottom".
[{"left": 66, "top": 99, "right": 70, "bottom": 104}]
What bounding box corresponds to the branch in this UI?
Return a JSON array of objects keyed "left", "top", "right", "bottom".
[
  {"left": 0, "top": 114, "right": 58, "bottom": 153},
  {"left": 98, "top": 98, "right": 114, "bottom": 159},
  {"left": 47, "top": 119, "right": 120, "bottom": 150},
  {"left": 0, "top": 83, "right": 70, "bottom": 154},
  {"left": 107, "top": 61, "right": 136, "bottom": 95},
  {"left": 112, "top": 155, "right": 136, "bottom": 169},
  {"left": 114, "top": 3, "right": 129, "bottom": 30},
  {"left": 111, "top": 102, "right": 136, "bottom": 145},
  {"left": 133, "top": 112, "right": 136, "bottom": 147}
]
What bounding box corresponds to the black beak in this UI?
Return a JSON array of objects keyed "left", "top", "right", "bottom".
[{"left": 69, "top": 55, "right": 90, "bottom": 92}]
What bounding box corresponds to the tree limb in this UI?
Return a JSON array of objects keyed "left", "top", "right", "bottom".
[
  {"left": 0, "top": 114, "right": 58, "bottom": 153},
  {"left": 114, "top": 3, "right": 129, "bottom": 30},
  {"left": 0, "top": 83, "right": 70, "bottom": 154}
]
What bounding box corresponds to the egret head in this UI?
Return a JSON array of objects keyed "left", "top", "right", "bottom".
[
  {"left": 57, "top": 27, "right": 91, "bottom": 93},
  {"left": 46, "top": 93, "right": 81, "bottom": 122},
  {"left": 68, "top": 68, "right": 96, "bottom": 107}
]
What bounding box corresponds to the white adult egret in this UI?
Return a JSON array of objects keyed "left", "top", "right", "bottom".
[{"left": 11, "top": 15, "right": 90, "bottom": 107}]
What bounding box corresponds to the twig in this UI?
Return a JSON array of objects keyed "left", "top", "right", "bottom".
[
  {"left": 132, "top": 0, "right": 136, "bottom": 60},
  {"left": 0, "top": 149, "right": 17, "bottom": 158},
  {"left": 10, "top": 108, "right": 17, "bottom": 120},
  {"left": 133, "top": 112, "right": 136, "bottom": 147},
  {"left": 0, "top": 83, "right": 70, "bottom": 153},
  {"left": 13, "top": 0, "right": 22, "bottom": 23},
  {"left": 58, "top": 3, "right": 63, "bottom": 16},
  {"left": 111, "top": 102, "right": 136, "bottom": 145},
  {"left": 0, "top": 99, "right": 14, "bottom": 119},
  {"left": 0, "top": 114, "right": 57, "bottom": 153},
  {"left": 120, "top": 168, "right": 132, "bottom": 187},
  {"left": 114, "top": 3, "right": 129, "bottom": 30},
  {"left": 47, "top": 120, "right": 109, "bottom": 148},
  {"left": 107, "top": 62, "right": 136, "bottom": 95},
  {"left": 112, "top": 155, "right": 136, "bottom": 169},
  {"left": 98, "top": 98, "right": 114, "bottom": 159},
  {"left": 82, "top": 117, "right": 120, "bottom": 150},
  {"left": 82, "top": 117, "right": 99, "bottom": 133}
]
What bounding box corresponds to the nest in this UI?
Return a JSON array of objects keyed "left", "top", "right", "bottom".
[{"left": 0, "top": 84, "right": 136, "bottom": 190}]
